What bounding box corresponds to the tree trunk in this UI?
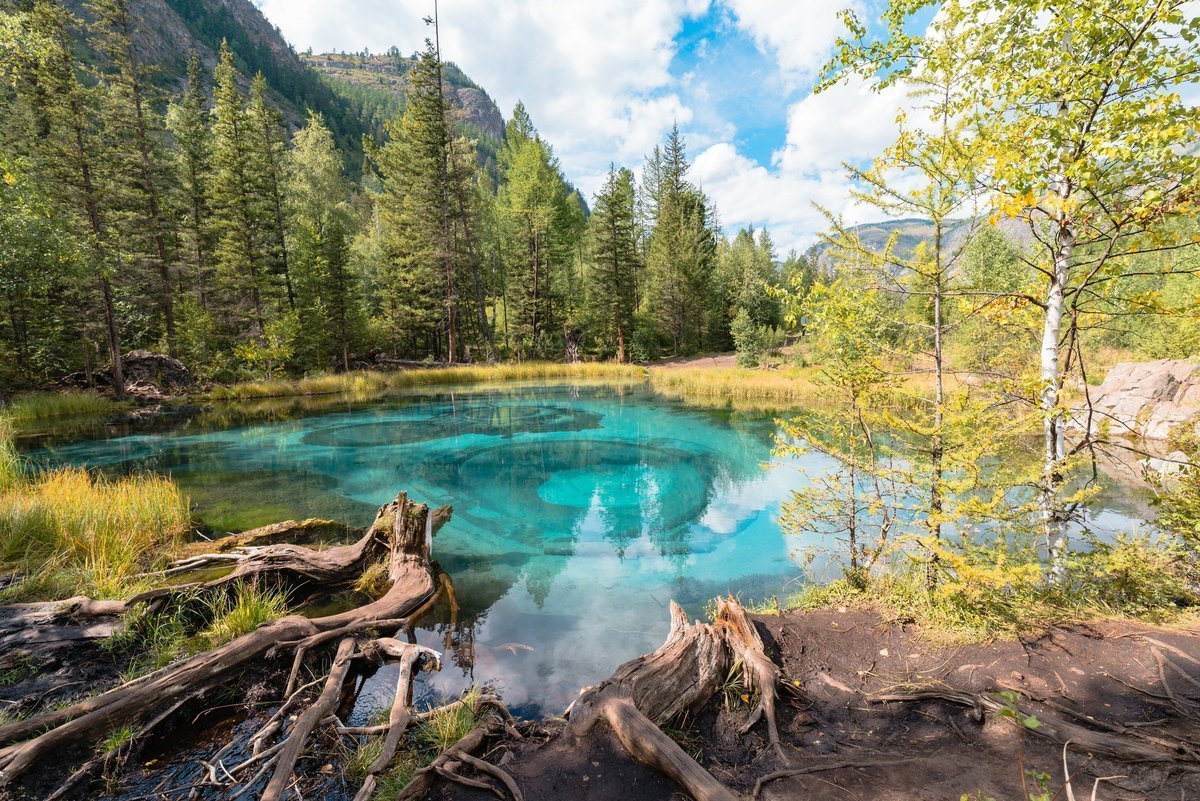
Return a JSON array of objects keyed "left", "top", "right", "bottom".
[{"left": 1041, "top": 209, "right": 1073, "bottom": 583}]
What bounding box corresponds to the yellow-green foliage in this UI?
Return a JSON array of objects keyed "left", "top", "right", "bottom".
[
  {"left": 3, "top": 392, "right": 123, "bottom": 429},
  {"left": 210, "top": 362, "right": 646, "bottom": 401},
  {"left": 648, "top": 366, "right": 825, "bottom": 409},
  {"left": 783, "top": 531, "right": 1196, "bottom": 642},
  {"left": 0, "top": 453, "right": 190, "bottom": 601},
  {"left": 198, "top": 583, "right": 290, "bottom": 647},
  {"left": 0, "top": 417, "right": 19, "bottom": 491}
]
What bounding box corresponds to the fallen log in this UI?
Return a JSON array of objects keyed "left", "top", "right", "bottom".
[{"left": 0, "top": 491, "right": 447, "bottom": 793}]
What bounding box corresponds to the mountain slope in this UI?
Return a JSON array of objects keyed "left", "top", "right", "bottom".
[
  {"left": 302, "top": 51, "right": 506, "bottom": 175},
  {"left": 62, "top": 0, "right": 506, "bottom": 168}
]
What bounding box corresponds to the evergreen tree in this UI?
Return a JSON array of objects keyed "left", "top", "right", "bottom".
[
  {"left": 87, "top": 0, "right": 178, "bottom": 355},
  {"left": 209, "top": 40, "right": 271, "bottom": 336},
  {"left": 247, "top": 73, "right": 294, "bottom": 311},
  {"left": 494, "top": 103, "right": 582, "bottom": 357},
  {"left": 372, "top": 39, "right": 453, "bottom": 358},
  {"left": 584, "top": 165, "right": 639, "bottom": 361},
  {"left": 165, "top": 52, "right": 214, "bottom": 310},
  {"left": 4, "top": 0, "right": 126, "bottom": 396},
  {"left": 286, "top": 113, "right": 359, "bottom": 370}
]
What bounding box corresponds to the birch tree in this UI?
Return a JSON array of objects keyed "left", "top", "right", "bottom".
[{"left": 825, "top": 0, "right": 1200, "bottom": 579}]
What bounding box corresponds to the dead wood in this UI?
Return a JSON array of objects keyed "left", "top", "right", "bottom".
[
  {"left": 870, "top": 689, "right": 1192, "bottom": 763},
  {"left": 560, "top": 597, "right": 790, "bottom": 801},
  {"left": 392, "top": 717, "right": 507, "bottom": 801},
  {"left": 0, "top": 491, "right": 446, "bottom": 792}
]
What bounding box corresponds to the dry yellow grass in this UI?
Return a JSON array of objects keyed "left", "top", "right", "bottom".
[
  {"left": 647, "top": 365, "right": 828, "bottom": 409},
  {"left": 0, "top": 420, "right": 190, "bottom": 601},
  {"left": 211, "top": 362, "right": 647, "bottom": 401}
]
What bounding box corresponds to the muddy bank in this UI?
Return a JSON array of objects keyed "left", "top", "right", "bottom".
[{"left": 431, "top": 608, "right": 1200, "bottom": 801}]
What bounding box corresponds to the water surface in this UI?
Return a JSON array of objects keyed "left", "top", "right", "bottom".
[{"left": 32, "top": 383, "right": 1152, "bottom": 716}]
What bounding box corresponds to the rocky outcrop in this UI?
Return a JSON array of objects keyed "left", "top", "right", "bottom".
[{"left": 1086, "top": 359, "right": 1200, "bottom": 440}]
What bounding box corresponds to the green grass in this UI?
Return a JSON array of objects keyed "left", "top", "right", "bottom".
[
  {"left": 413, "top": 687, "right": 484, "bottom": 753},
  {"left": 97, "top": 724, "right": 138, "bottom": 755},
  {"left": 3, "top": 392, "right": 123, "bottom": 430},
  {"left": 197, "top": 583, "right": 291, "bottom": 647},
  {"left": 339, "top": 688, "right": 487, "bottom": 798},
  {"left": 209, "top": 362, "right": 646, "bottom": 401},
  {"left": 0, "top": 424, "right": 190, "bottom": 602}
]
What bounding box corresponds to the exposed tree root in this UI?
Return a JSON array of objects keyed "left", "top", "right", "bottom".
[
  {"left": 0, "top": 491, "right": 446, "bottom": 795},
  {"left": 870, "top": 688, "right": 1194, "bottom": 763},
  {"left": 560, "top": 596, "right": 793, "bottom": 801},
  {"left": 392, "top": 717, "right": 512, "bottom": 801}
]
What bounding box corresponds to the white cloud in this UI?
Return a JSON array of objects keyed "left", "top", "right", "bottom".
[
  {"left": 694, "top": 76, "right": 917, "bottom": 252},
  {"left": 719, "top": 0, "right": 863, "bottom": 86},
  {"left": 257, "top": 0, "right": 708, "bottom": 200}
]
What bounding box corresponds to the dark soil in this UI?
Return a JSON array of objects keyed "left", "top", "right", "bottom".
[{"left": 432, "top": 609, "right": 1200, "bottom": 801}]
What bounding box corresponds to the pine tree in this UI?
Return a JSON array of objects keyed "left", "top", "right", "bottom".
[
  {"left": 5, "top": 0, "right": 126, "bottom": 396},
  {"left": 87, "top": 0, "right": 178, "bottom": 355},
  {"left": 584, "top": 165, "right": 639, "bottom": 361},
  {"left": 166, "top": 52, "right": 215, "bottom": 309},
  {"left": 287, "top": 113, "right": 359, "bottom": 370},
  {"left": 372, "top": 39, "right": 453, "bottom": 358},
  {"left": 209, "top": 40, "right": 270, "bottom": 336},
  {"left": 247, "top": 73, "right": 294, "bottom": 311},
  {"left": 494, "top": 103, "right": 581, "bottom": 357}
]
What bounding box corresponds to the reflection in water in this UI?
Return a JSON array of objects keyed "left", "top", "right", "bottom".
[{"left": 30, "top": 384, "right": 1153, "bottom": 717}]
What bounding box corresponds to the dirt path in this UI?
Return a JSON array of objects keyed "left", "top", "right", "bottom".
[
  {"left": 432, "top": 609, "right": 1200, "bottom": 801},
  {"left": 649, "top": 352, "right": 738, "bottom": 369}
]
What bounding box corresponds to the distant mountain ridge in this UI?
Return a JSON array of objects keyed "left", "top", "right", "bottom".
[
  {"left": 807, "top": 216, "right": 1034, "bottom": 268},
  {"left": 62, "top": 0, "right": 506, "bottom": 167}
]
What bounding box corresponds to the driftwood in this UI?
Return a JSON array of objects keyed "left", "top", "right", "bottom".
[
  {"left": 561, "top": 596, "right": 793, "bottom": 801},
  {"left": 0, "top": 491, "right": 447, "bottom": 796}
]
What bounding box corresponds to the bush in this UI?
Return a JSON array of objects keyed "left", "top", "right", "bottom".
[{"left": 731, "top": 309, "right": 784, "bottom": 368}]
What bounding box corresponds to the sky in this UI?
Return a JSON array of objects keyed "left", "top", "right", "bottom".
[{"left": 255, "top": 0, "right": 919, "bottom": 253}]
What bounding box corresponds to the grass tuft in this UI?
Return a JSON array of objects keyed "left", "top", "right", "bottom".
[
  {"left": 97, "top": 724, "right": 138, "bottom": 755},
  {"left": 648, "top": 366, "right": 824, "bottom": 409},
  {"left": 198, "top": 583, "right": 290, "bottom": 647},
  {"left": 3, "top": 392, "right": 123, "bottom": 430}
]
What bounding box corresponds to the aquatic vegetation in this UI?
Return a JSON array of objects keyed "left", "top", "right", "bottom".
[
  {"left": 648, "top": 365, "right": 826, "bottom": 409},
  {"left": 2, "top": 392, "right": 123, "bottom": 430}
]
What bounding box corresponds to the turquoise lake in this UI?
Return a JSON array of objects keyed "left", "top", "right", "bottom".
[{"left": 29, "top": 382, "right": 1153, "bottom": 716}]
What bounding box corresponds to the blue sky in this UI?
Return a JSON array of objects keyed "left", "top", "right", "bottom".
[{"left": 257, "top": 0, "right": 919, "bottom": 251}]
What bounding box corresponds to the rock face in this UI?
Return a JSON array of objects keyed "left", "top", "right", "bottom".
[{"left": 1087, "top": 359, "right": 1200, "bottom": 440}]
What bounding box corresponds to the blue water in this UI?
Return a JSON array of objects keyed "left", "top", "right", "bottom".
[{"left": 29, "top": 383, "right": 1152, "bottom": 716}]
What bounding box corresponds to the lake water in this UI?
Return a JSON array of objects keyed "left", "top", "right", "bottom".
[{"left": 28, "top": 382, "right": 1153, "bottom": 717}]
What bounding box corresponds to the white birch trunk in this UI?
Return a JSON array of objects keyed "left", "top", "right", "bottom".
[{"left": 1041, "top": 201, "right": 1072, "bottom": 583}]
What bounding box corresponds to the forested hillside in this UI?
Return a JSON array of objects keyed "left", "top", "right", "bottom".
[{"left": 0, "top": 0, "right": 805, "bottom": 395}]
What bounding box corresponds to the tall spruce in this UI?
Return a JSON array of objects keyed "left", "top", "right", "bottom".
[
  {"left": 209, "top": 40, "right": 269, "bottom": 335},
  {"left": 165, "top": 52, "right": 214, "bottom": 309},
  {"left": 6, "top": 0, "right": 125, "bottom": 396},
  {"left": 87, "top": 0, "right": 177, "bottom": 355},
  {"left": 247, "top": 73, "right": 294, "bottom": 311},
  {"left": 287, "top": 113, "right": 358, "bottom": 371},
  {"left": 585, "top": 165, "right": 639, "bottom": 361}
]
